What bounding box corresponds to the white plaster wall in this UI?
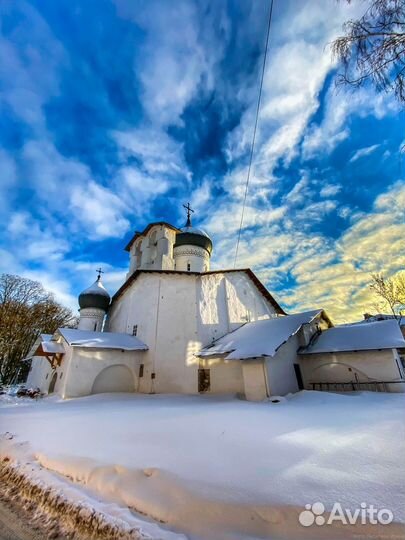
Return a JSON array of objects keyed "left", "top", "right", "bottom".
[
  {"left": 107, "top": 273, "right": 172, "bottom": 393},
  {"left": 62, "top": 347, "right": 143, "bottom": 398},
  {"left": 174, "top": 245, "right": 210, "bottom": 272},
  {"left": 152, "top": 274, "right": 201, "bottom": 393},
  {"left": 91, "top": 365, "right": 135, "bottom": 394},
  {"left": 197, "top": 272, "right": 278, "bottom": 346},
  {"left": 26, "top": 335, "right": 72, "bottom": 395},
  {"left": 242, "top": 361, "right": 268, "bottom": 401},
  {"left": 78, "top": 308, "right": 105, "bottom": 331},
  {"left": 107, "top": 271, "right": 279, "bottom": 395},
  {"left": 128, "top": 225, "right": 176, "bottom": 277},
  {"left": 26, "top": 357, "right": 53, "bottom": 392},
  {"left": 199, "top": 357, "right": 244, "bottom": 394},
  {"left": 197, "top": 273, "right": 231, "bottom": 346},
  {"left": 265, "top": 334, "right": 300, "bottom": 396},
  {"left": 299, "top": 349, "right": 405, "bottom": 392}
]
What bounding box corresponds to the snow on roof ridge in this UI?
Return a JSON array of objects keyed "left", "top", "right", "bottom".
[
  {"left": 300, "top": 319, "right": 405, "bottom": 354},
  {"left": 57, "top": 328, "right": 148, "bottom": 351},
  {"left": 198, "top": 309, "right": 325, "bottom": 360}
]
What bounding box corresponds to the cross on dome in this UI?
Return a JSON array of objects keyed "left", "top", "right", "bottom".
[
  {"left": 96, "top": 268, "right": 104, "bottom": 281},
  {"left": 183, "top": 202, "right": 194, "bottom": 227}
]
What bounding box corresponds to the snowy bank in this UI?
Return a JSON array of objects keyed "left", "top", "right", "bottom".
[{"left": 1, "top": 391, "right": 404, "bottom": 539}]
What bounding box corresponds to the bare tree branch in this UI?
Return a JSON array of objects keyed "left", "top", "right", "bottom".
[
  {"left": 369, "top": 272, "right": 405, "bottom": 320},
  {"left": 0, "top": 274, "right": 77, "bottom": 385},
  {"left": 332, "top": 0, "right": 405, "bottom": 101}
]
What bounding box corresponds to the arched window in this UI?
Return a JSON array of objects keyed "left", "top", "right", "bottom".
[
  {"left": 149, "top": 230, "right": 157, "bottom": 264},
  {"left": 135, "top": 243, "right": 142, "bottom": 269},
  {"left": 187, "top": 262, "right": 191, "bottom": 272}
]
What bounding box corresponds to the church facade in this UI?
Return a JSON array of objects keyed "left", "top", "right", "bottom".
[{"left": 26, "top": 213, "right": 405, "bottom": 400}]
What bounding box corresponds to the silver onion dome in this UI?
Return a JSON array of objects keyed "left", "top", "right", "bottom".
[
  {"left": 78, "top": 277, "right": 111, "bottom": 311},
  {"left": 174, "top": 225, "right": 213, "bottom": 254}
]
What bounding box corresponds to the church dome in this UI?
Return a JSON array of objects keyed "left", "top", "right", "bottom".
[
  {"left": 78, "top": 277, "right": 111, "bottom": 311},
  {"left": 174, "top": 225, "right": 213, "bottom": 254}
]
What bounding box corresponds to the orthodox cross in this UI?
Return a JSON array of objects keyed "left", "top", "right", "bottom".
[
  {"left": 183, "top": 202, "right": 194, "bottom": 227},
  {"left": 96, "top": 268, "right": 104, "bottom": 281}
]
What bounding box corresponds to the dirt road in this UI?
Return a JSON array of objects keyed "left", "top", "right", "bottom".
[{"left": 0, "top": 497, "right": 47, "bottom": 540}]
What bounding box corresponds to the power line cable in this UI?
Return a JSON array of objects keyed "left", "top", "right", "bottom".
[{"left": 233, "top": 0, "right": 275, "bottom": 268}]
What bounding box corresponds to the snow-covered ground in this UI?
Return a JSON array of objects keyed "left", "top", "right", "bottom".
[{"left": 1, "top": 391, "right": 404, "bottom": 539}]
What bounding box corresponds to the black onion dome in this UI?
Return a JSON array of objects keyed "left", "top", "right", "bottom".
[
  {"left": 174, "top": 225, "right": 213, "bottom": 255},
  {"left": 78, "top": 278, "right": 111, "bottom": 311}
]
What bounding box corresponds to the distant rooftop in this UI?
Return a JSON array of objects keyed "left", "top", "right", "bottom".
[{"left": 300, "top": 319, "right": 405, "bottom": 354}]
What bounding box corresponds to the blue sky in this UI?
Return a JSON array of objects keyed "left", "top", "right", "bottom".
[{"left": 0, "top": 0, "right": 404, "bottom": 322}]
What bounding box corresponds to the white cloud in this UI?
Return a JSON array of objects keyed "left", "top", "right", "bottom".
[
  {"left": 349, "top": 144, "right": 380, "bottom": 163},
  {"left": 0, "top": 150, "right": 17, "bottom": 210},
  {"left": 70, "top": 181, "right": 130, "bottom": 239},
  {"left": 116, "top": 0, "right": 218, "bottom": 127},
  {"left": 7, "top": 211, "right": 70, "bottom": 262},
  {"left": 271, "top": 182, "right": 404, "bottom": 322},
  {"left": 225, "top": 0, "right": 361, "bottom": 173},
  {"left": 0, "top": 3, "right": 65, "bottom": 131},
  {"left": 112, "top": 126, "right": 189, "bottom": 180},
  {"left": 302, "top": 87, "right": 396, "bottom": 160},
  {"left": 338, "top": 206, "right": 352, "bottom": 220},
  {"left": 320, "top": 184, "right": 342, "bottom": 197}
]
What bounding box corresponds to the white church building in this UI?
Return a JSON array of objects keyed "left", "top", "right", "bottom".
[{"left": 26, "top": 210, "right": 405, "bottom": 400}]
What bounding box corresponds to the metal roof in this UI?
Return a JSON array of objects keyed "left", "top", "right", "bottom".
[
  {"left": 198, "top": 309, "right": 326, "bottom": 360},
  {"left": 300, "top": 319, "right": 405, "bottom": 354},
  {"left": 57, "top": 328, "right": 148, "bottom": 351},
  {"left": 79, "top": 278, "right": 111, "bottom": 311}
]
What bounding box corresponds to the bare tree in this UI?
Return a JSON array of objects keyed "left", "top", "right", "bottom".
[
  {"left": 332, "top": 0, "right": 405, "bottom": 101},
  {"left": 369, "top": 272, "right": 405, "bottom": 319},
  {"left": 0, "top": 274, "right": 77, "bottom": 385}
]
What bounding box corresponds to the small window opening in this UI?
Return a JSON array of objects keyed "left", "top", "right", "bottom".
[
  {"left": 59, "top": 372, "right": 63, "bottom": 379},
  {"left": 93, "top": 322, "right": 97, "bottom": 331},
  {"left": 151, "top": 372, "right": 156, "bottom": 379},
  {"left": 187, "top": 262, "right": 191, "bottom": 272},
  {"left": 293, "top": 364, "right": 304, "bottom": 390},
  {"left": 139, "top": 364, "right": 144, "bottom": 378},
  {"left": 132, "top": 325, "right": 138, "bottom": 336},
  {"left": 198, "top": 369, "right": 210, "bottom": 392}
]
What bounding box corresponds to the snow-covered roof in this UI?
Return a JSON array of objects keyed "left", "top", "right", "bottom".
[
  {"left": 354, "top": 314, "right": 405, "bottom": 327},
  {"left": 57, "top": 328, "right": 148, "bottom": 351},
  {"left": 23, "top": 334, "right": 54, "bottom": 361},
  {"left": 197, "top": 309, "right": 324, "bottom": 360},
  {"left": 300, "top": 319, "right": 405, "bottom": 354},
  {"left": 41, "top": 341, "right": 65, "bottom": 354}
]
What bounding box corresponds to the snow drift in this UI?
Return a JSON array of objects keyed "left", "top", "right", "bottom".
[{"left": 1, "top": 391, "right": 404, "bottom": 539}]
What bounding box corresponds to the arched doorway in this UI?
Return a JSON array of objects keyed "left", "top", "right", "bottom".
[
  {"left": 48, "top": 371, "right": 58, "bottom": 394},
  {"left": 91, "top": 365, "right": 135, "bottom": 395}
]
